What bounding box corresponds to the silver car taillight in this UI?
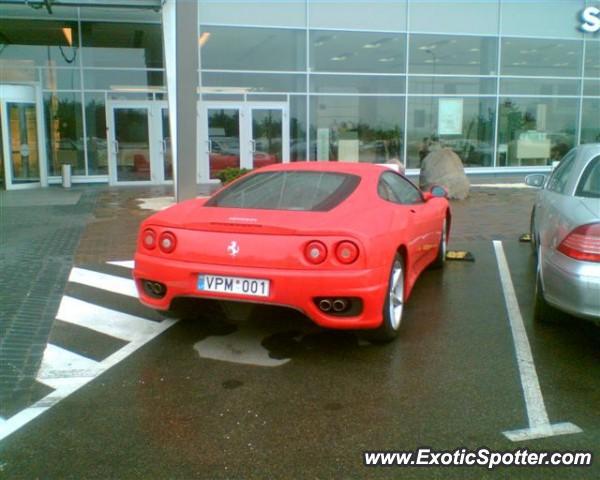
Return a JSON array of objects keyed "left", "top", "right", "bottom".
[{"left": 558, "top": 222, "right": 600, "bottom": 262}]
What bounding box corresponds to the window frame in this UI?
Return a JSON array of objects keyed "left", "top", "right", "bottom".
[
  {"left": 546, "top": 149, "right": 577, "bottom": 195},
  {"left": 378, "top": 171, "right": 424, "bottom": 205},
  {"left": 575, "top": 155, "right": 600, "bottom": 199}
]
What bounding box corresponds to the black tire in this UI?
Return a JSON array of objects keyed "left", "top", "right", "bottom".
[
  {"left": 533, "top": 250, "right": 560, "bottom": 324},
  {"left": 367, "top": 253, "right": 405, "bottom": 343},
  {"left": 431, "top": 217, "right": 448, "bottom": 269},
  {"left": 530, "top": 208, "right": 538, "bottom": 257}
]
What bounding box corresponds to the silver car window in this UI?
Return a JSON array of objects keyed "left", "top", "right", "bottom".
[
  {"left": 576, "top": 156, "right": 600, "bottom": 199},
  {"left": 546, "top": 149, "right": 577, "bottom": 194}
]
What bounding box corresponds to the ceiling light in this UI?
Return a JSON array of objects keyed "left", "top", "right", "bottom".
[
  {"left": 378, "top": 57, "right": 395, "bottom": 62},
  {"left": 363, "top": 43, "right": 381, "bottom": 49},
  {"left": 331, "top": 55, "right": 348, "bottom": 61},
  {"left": 62, "top": 27, "right": 73, "bottom": 46},
  {"left": 469, "top": 48, "right": 480, "bottom": 52},
  {"left": 198, "top": 32, "right": 211, "bottom": 47}
]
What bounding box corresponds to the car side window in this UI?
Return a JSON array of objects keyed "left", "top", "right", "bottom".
[
  {"left": 576, "top": 156, "right": 600, "bottom": 199},
  {"left": 546, "top": 149, "right": 577, "bottom": 194},
  {"left": 378, "top": 171, "right": 423, "bottom": 205}
]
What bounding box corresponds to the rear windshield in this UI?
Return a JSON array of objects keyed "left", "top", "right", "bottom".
[
  {"left": 576, "top": 155, "right": 600, "bottom": 199},
  {"left": 206, "top": 171, "right": 360, "bottom": 211}
]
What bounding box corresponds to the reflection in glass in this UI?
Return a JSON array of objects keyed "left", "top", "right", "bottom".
[
  {"left": 410, "top": 34, "right": 498, "bottom": 75},
  {"left": 584, "top": 79, "right": 600, "bottom": 97},
  {"left": 83, "top": 69, "right": 164, "bottom": 90},
  {"left": 81, "top": 21, "right": 163, "bottom": 68},
  {"left": 310, "top": 96, "right": 404, "bottom": 164},
  {"left": 290, "top": 96, "right": 307, "bottom": 162},
  {"left": 200, "top": 26, "right": 306, "bottom": 71},
  {"left": 406, "top": 97, "right": 496, "bottom": 169},
  {"left": 202, "top": 72, "right": 305, "bottom": 93},
  {"left": 85, "top": 93, "right": 108, "bottom": 175},
  {"left": 310, "top": 30, "right": 406, "bottom": 73},
  {"left": 251, "top": 109, "right": 283, "bottom": 168},
  {"left": 497, "top": 98, "right": 578, "bottom": 167},
  {"left": 500, "top": 38, "right": 583, "bottom": 77},
  {"left": 310, "top": 75, "right": 405, "bottom": 94},
  {"left": 161, "top": 108, "right": 173, "bottom": 181},
  {"left": 500, "top": 78, "right": 580, "bottom": 96},
  {"left": 43, "top": 68, "right": 80, "bottom": 90},
  {"left": 408, "top": 76, "right": 496, "bottom": 95},
  {"left": 114, "top": 108, "right": 150, "bottom": 182},
  {"left": 44, "top": 92, "right": 85, "bottom": 176},
  {"left": 8, "top": 103, "right": 40, "bottom": 184},
  {"left": 0, "top": 19, "right": 79, "bottom": 67},
  {"left": 584, "top": 40, "right": 599, "bottom": 79},
  {"left": 207, "top": 108, "right": 241, "bottom": 179},
  {"left": 581, "top": 99, "right": 600, "bottom": 144}
]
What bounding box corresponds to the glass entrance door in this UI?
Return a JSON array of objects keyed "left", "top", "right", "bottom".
[
  {"left": 161, "top": 107, "right": 173, "bottom": 181},
  {"left": 108, "top": 101, "right": 172, "bottom": 185},
  {"left": 200, "top": 102, "right": 289, "bottom": 182},
  {"left": 250, "top": 107, "right": 285, "bottom": 169},
  {"left": 205, "top": 107, "right": 241, "bottom": 180},
  {"left": 1, "top": 85, "right": 45, "bottom": 190},
  {"left": 111, "top": 106, "right": 151, "bottom": 183}
]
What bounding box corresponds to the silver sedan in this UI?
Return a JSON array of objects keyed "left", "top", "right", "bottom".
[{"left": 526, "top": 144, "right": 600, "bottom": 323}]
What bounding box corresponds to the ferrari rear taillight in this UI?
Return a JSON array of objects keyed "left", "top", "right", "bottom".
[
  {"left": 335, "top": 241, "right": 359, "bottom": 264},
  {"left": 557, "top": 223, "right": 600, "bottom": 262},
  {"left": 305, "top": 241, "right": 327, "bottom": 264},
  {"left": 142, "top": 228, "right": 156, "bottom": 250},
  {"left": 158, "top": 231, "right": 177, "bottom": 253}
]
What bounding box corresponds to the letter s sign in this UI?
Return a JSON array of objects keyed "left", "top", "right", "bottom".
[{"left": 581, "top": 6, "right": 600, "bottom": 33}]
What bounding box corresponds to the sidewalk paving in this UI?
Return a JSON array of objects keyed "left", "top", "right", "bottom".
[{"left": 0, "top": 180, "right": 537, "bottom": 418}]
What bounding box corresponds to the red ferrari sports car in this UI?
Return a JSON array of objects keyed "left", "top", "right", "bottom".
[{"left": 133, "top": 162, "right": 450, "bottom": 341}]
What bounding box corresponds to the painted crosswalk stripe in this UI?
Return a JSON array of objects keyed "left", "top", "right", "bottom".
[
  {"left": 69, "top": 267, "right": 138, "bottom": 298},
  {"left": 37, "top": 344, "right": 102, "bottom": 390},
  {"left": 0, "top": 261, "right": 178, "bottom": 443},
  {"left": 107, "top": 260, "right": 134, "bottom": 269},
  {"left": 57, "top": 295, "right": 163, "bottom": 342}
]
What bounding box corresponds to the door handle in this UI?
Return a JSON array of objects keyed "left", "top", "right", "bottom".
[
  {"left": 206, "top": 139, "right": 212, "bottom": 153},
  {"left": 250, "top": 139, "right": 256, "bottom": 153},
  {"left": 112, "top": 140, "right": 119, "bottom": 154}
]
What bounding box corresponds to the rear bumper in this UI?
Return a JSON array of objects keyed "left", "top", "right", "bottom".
[
  {"left": 542, "top": 248, "right": 600, "bottom": 321},
  {"left": 133, "top": 253, "right": 390, "bottom": 329}
]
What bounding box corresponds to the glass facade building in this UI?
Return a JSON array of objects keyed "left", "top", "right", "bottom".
[{"left": 0, "top": 0, "right": 598, "bottom": 189}]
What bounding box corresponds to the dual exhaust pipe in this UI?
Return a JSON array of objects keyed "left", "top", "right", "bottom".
[
  {"left": 142, "top": 279, "right": 167, "bottom": 298},
  {"left": 318, "top": 298, "right": 349, "bottom": 313}
]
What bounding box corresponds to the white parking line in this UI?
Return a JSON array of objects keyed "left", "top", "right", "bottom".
[
  {"left": 107, "top": 260, "right": 135, "bottom": 269},
  {"left": 493, "top": 240, "right": 582, "bottom": 441},
  {"left": 69, "top": 267, "right": 138, "bottom": 298},
  {"left": 57, "top": 295, "right": 163, "bottom": 342}
]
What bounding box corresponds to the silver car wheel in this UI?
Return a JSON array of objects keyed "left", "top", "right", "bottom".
[{"left": 388, "top": 260, "right": 404, "bottom": 330}]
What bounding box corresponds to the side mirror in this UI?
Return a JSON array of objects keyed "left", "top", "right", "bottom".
[
  {"left": 525, "top": 174, "right": 546, "bottom": 189},
  {"left": 430, "top": 185, "right": 448, "bottom": 198}
]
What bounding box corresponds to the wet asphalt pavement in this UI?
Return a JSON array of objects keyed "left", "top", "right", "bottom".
[
  {"left": 0, "top": 184, "right": 599, "bottom": 479},
  {"left": 0, "top": 238, "right": 598, "bottom": 479}
]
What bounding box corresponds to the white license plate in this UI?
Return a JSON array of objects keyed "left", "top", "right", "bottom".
[{"left": 198, "top": 274, "right": 270, "bottom": 298}]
